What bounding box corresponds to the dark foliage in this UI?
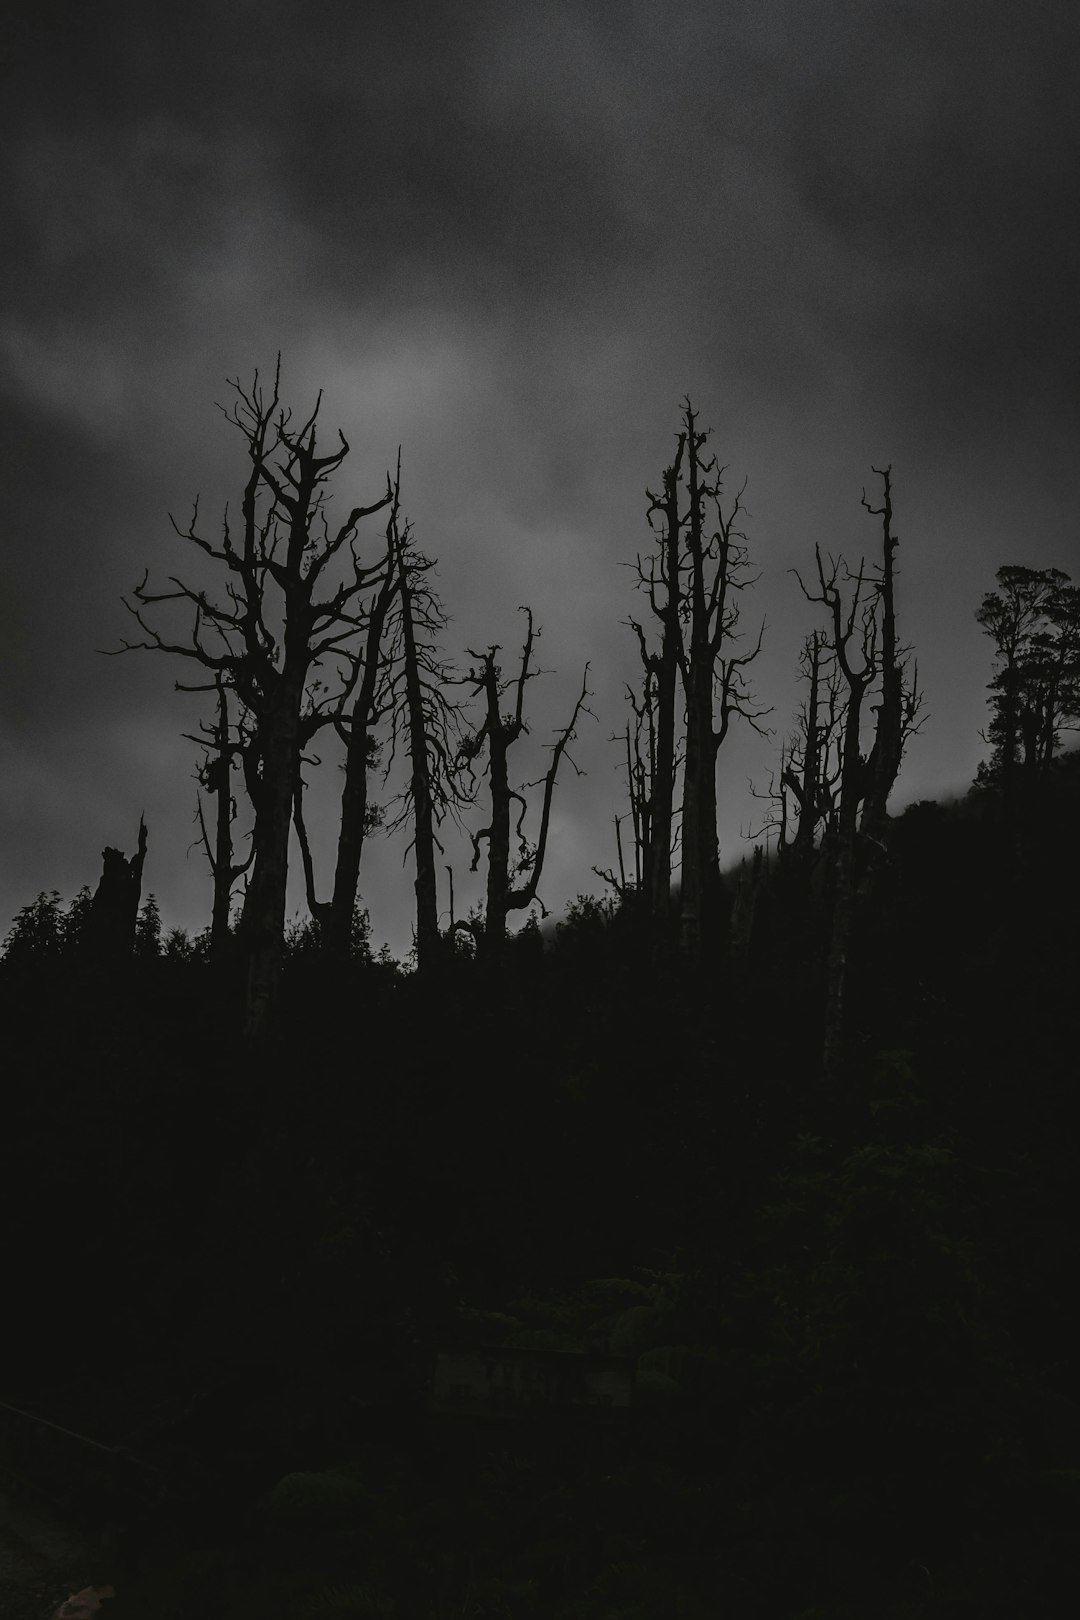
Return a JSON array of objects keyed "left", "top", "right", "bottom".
[
  {"left": 975, "top": 564, "right": 1080, "bottom": 793},
  {"left": 2, "top": 754, "right": 1078, "bottom": 1615}
]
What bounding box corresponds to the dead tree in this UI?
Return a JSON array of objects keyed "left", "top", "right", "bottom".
[
  {"left": 112, "top": 363, "right": 395, "bottom": 1036},
  {"left": 858, "top": 466, "right": 921, "bottom": 872},
  {"left": 292, "top": 470, "right": 403, "bottom": 958},
  {"left": 458, "top": 609, "right": 591, "bottom": 959},
  {"left": 747, "top": 632, "right": 848, "bottom": 981},
  {"left": 188, "top": 680, "right": 255, "bottom": 962},
  {"left": 382, "top": 518, "right": 469, "bottom": 974},
  {"left": 625, "top": 674, "right": 657, "bottom": 895},
  {"left": 676, "top": 402, "right": 768, "bottom": 961},
  {"left": 795, "top": 547, "right": 880, "bottom": 1083},
  {"left": 88, "top": 818, "right": 148, "bottom": 960},
  {"left": 629, "top": 428, "right": 685, "bottom": 937},
  {"left": 791, "top": 469, "right": 922, "bottom": 1080},
  {"left": 593, "top": 686, "right": 657, "bottom": 907},
  {"left": 609, "top": 675, "right": 658, "bottom": 900},
  {"left": 780, "top": 632, "right": 843, "bottom": 865},
  {"left": 325, "top": 489, "right": 400, "bottom": 957}
]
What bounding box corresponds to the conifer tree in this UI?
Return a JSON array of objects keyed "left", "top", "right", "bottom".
[
  {"left": 976, "top": 565, "right": 1080, "bottom": 803},
  {"left": 135, "top": 894, "right": 162, "bottom": 959}
]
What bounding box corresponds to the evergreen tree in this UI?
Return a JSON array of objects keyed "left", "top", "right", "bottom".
[
  {"left": 135, "top": 893, "right": 163, "bottom": 959},
  {"left": 61, "top": 886, "right": 94, "bottom": 955},
  {"left": 976, "top": 565, "right": 1080, "bottom": 796},
  {"left": 1, "top": 891, "right": 64, "bottom": 964}
]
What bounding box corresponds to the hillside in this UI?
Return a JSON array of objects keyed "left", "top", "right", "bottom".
[{"left": 1, "top": 760, "right": 1077, "bottom": 1616}]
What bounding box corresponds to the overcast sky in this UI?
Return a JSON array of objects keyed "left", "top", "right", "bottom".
[{"left": 3, "top": 0, "right": 1078, "bottom": 956}]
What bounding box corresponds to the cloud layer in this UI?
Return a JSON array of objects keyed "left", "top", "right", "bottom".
[{"left": 3, "top": 0, "right": 1078, "bottom": 951}]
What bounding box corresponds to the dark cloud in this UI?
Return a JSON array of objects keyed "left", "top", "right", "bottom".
[{"left": 2, "top": 0, "right": 1078, "bottom": 951}]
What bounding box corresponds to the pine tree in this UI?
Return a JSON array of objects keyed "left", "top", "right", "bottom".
[
  {"left": 135, "top": 894, "right": 163, "bottom": 959},
  {"left": 1, "top": 892, "right": 64, "bottom": 964}
]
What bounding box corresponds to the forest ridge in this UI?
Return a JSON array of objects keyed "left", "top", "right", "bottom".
[{"left": 4, "top": 370, "right": 1079, "bottom": 1070}]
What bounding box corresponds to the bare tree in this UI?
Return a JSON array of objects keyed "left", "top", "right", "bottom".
[
  {"left": 325, "top": 485, "right": 401, "bottom": 958},
  {"left": 676, "top": 402, "right": 768, "bottom": 960},
  {"left": 292, "top": 469, "right": 403, "bottom": 958},
  {"left": 780, "top": 631, "right": 843, "bottom": 864},
  {"left": 858, "top": 466, "right": 921, "bottom": 868},
  {"left": 629, "top": 428, "right": 685, "bottom": 937},
  {"left": 600, "top": 677, "right": 657, "bottom": 902},
  {"left": 87, "top": 818, "right": 148, "bottom": 961},
  {"left": 792, "top": 472, "right": 921, "bottom": 1079},
  {"left": 457, "top": 609, "right": 591, "bottom": 958},
  {"left": 113, "top": 363, "right": 395, "bottom": 1036},
  {"left": 189, "top": 679, "right": 254, "bottom": 962},
  {"left": 625, "top": 675, "right": 657, "bottom": 896},
  {"left": 382, "top": 517, "right": 469, "bottom": 974},
  {"left": 593, "top": 690, "right": 657, "bottom": 907},
  {"left": 795, "top": 547, "right": 879, "bottom": 1082}
]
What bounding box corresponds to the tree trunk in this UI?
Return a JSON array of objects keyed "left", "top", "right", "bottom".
[
  {"left": 789, "top": 632, "right": 826, "bottom": 864},
  {"left": 242, "top": 678, "right": 302, "bottom": 1038},
  {"left": 325, "top": 720, "right": 374, "bottom": 957},
  {"left": 680, "top": 665, "right": 707, "bottom": 960},
  {"left": 89, "top": 819, "right": 147, "bottom": 961},
  {"left": 326, "top": 545, "right": 398, "bottom": 957},
  {"left": 823, "top": 685, "right": 867, "bottom": 1085},
  {"left": 211, "top": 759, "right": 233, "bottom": 955},
  {"left": 647, "top": 449, "right": 684, "bottom": 937},
  {"left": 859, "top": 468, "right": 904, "bottom": 866},
  {"left": 464, "top": 618, "right": 586, "bottom": 961},
  {"left": 400, "top": 569, "right": 441, "bottom": 971},
  {"left": 679, "top": 409, "right": 710, "bottom": 960},
  {"left": 649, "top": 652, "right": 678, "bottom": 929},
  {"left": 483, "top": 690, "right": 512, "bottom": 958},
  {"left": 208, "top": 689, "right": 236, "bottom": 960}
]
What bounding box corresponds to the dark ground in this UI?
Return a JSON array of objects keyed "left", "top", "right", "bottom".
[{"left": 2, "top": 771, "right": 1078, "bottom": 1618}]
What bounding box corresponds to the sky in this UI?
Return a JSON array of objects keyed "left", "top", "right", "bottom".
[{"left": 2, "top": 0, "right": 1078, "bottom": 957}]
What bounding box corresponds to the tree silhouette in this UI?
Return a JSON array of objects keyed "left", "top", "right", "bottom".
[
  {"left": 291, "top": 467, "right": 402, "bottom": 958},
  {"left": 629, "top": 400, "right": 766, "bottom": 958},
  {"left": 976, "top": 564, "right": 1080, "bottom": 807},
  {"left": 112, "top": 362, "right": 395, "bottom": 1035},
  {"left": 596, "top": 684, "right": 657, "bottom": 905},
  {"left": 629, "top": 424, "right": 685, "bottom": 938},
  {"left": 793, "top": 468, "right": 920, "bottom": 1081},
  {"left": 675, "top": 402, "right": 767, "bottom": 959},
  {"left": 189, "top": 678, "right": 254, "bottom": 962},
  {"left": 857, "top": 466, "right": 922, "bottom": 878},
  {"left": 382, "top": 516, "right": 469, "bottom": 973},
  {"left": 457, "top": 609, "right": 590, "bottom": 959},
  {"left": 135, "top": 892, "right": 162, "bottom": 959},
  {"left": 1, "top": 891, "right": 65, "bottom": 964},
  {"left": 780, "top": 630, "right": 842, "bottom": 864},
  {"left": 87, "top": 818, "right": 148, "bottom": 961}
]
